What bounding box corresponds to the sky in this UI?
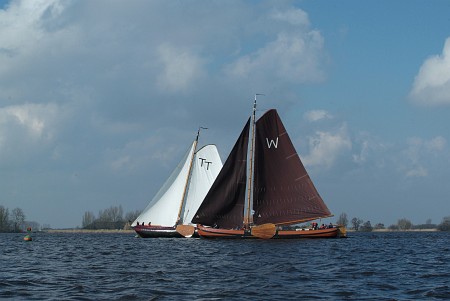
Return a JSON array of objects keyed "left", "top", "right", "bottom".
[{"left": 1, "top": 0, "right": 450, "bottom": 229}]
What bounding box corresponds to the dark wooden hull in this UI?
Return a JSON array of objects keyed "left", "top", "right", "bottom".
[
  {"left": 133, "top": 225, "right": 199, "bottom": 238},
  {"left": 197, "top": 225, "right": 346, "bottom": 239}
]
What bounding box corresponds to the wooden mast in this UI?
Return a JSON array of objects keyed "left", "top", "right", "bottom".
[
  {"left": 175, "top": 127, "right": 206, "bottom": 226},
  {"left": 245, "top": 94, "right": 276, "bottom": 239},
  {"left": 244, "top": 94, "right": 262, "bottom": 228}
]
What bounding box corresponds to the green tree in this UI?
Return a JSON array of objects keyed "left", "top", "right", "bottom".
[
  {"left": 96, "top": 209, "right": 108, "bottom": 229},
  {"left": 0, "top": 206, "right": 11, "bottom": 232},
  {"left": 437, "top": 216, "right": 450, "bottom": 231},
  {"left": 11, "top": 207, "right": 25, "bottom": 232},
  {"left": 82, "top": 211, "right": 96, "bottom": 229},
  {"left": 388, "top": 224, "right": 399, "bottom": 230},
  {"left": 360, "top": 220, "right": 373, "bottom": 232},
  {"left": 374, "top": 223, "right": 385, "bottom": 230},
  {"left": 336, "top": 212, "right": 348, "bottom": 227},
  {"left": 97, "top": 206, "right": 124, "bottom": 229},
  {"left": 397, "top": 218, "right": 412, "bottom": 230},
  {"left": 106, "top": 205, "right": 124, "bottom": 228},
  {"left": 351, "top": 217, "right": 363, "bottom": 231},
  {"left": 81, "top": 207, "right": 145, "bottom": 230},
  {"left": 125, "top": 210, "right": 141, "bottom": 223}
]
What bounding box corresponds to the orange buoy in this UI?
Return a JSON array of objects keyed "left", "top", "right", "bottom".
[{"left": 24, "top": 226, "right": 33, "bottom": 241}]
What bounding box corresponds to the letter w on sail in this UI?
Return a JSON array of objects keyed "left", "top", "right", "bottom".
[{"left": 266, "top": 137, "right": 279, "bottom": 149}]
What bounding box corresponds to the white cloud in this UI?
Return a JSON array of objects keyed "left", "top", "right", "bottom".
[
  {"left": 0, "top": 0, "right": 52, "bottom": 50},
  {"left": 401, "top": 136, "right": 447, "bottom": 177},
  {"left": 406, "top": 166, "right": 428, "bottom": 178},
  {"left": 226, "top": 31, "right": 325, "bottom": 83},
  {"left": 302, "top": 124, "right": 352, "bottom": 168},
  {"left": 352, "top": 140, "right": 370, "bottom": 164},
  {"left": 270, "top": 8, "right": 310, "bottom": 27},
  {"left": 405, "top": 136, "right": 446, "bottom": 161},
  {"left": 350, "top": 132, "right": 389, "bottom": 168},
  {"left": 225, "top": 8, "right": 326, "bottom": 84},
  {"left": 304, "top": 110, "right": 332, "bottom": 122},
  {"left": 426, "top": 136, "right": 446, "bottom": 152},
  {"left": 0, "top": 103, "right": 59, "bottom": 140},
  {"left": 410, "top": 37, "right": 450, "bottom": 106},
  {"left": 110, "top": 155, "right": 131, "bottom": 171},
  {"left": 0, "top": 0, "right": 73, "bottom": 68},
  {"left": 0, "top": 0, "right": 89, "bottom": 106},
  {"left": 156, "top": 44, "right": 207, "bottom": 93},
  {"left": 0, "top": 103, "right": 63, "bottom": 163}
]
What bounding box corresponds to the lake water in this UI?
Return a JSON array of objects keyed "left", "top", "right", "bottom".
[{"left": 1, "top": 231, "right": 449, "bottom": 300}]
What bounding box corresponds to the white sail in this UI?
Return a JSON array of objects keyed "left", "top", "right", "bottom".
[
  {"left": 182, "top": 144, "right": 223, "bottom": 225},
  {"left": 132, "top": 142, "right": 196, "bottom": 227}
]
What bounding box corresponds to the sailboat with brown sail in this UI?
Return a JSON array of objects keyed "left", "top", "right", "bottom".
[
  {"left": 192, "top": 96, "right": 346, "bottom": 239},
  {"left": 132, "top": 128, "right": 222, "bottom": 238}
]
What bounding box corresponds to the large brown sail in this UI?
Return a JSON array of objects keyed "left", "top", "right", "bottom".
[
  {"left": 252, "top": 109, "right": 332, "bottom": 225},
  {"left": 192, "top": 119, "right": 250, "bottom": 229}
]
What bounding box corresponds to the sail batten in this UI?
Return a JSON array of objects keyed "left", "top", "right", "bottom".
[
  {"left": 286, "top": 153, "right": 297, "bottom": 159},
  {"left": 295, "top": 175, "right": 308, "bottom": 181}
]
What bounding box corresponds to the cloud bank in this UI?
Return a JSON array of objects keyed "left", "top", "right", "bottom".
[
  {"left": 0, "top": 1, "right": 330, "bottom": 227},
  {"left": 410, "top": 37, "right": 450, "bottom": 106}
]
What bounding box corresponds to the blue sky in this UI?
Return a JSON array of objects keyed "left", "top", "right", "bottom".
[{"left": 1, "top": 0, "right": 449, "bottom": 228}]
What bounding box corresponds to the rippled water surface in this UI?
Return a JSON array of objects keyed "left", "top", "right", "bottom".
[{"left": 1, "top": 231, "right": 450, "bottom": 300}]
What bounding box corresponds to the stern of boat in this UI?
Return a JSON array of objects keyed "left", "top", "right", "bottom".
[{"left": 337, "top": 225, "right": 347, "bottom": 238}]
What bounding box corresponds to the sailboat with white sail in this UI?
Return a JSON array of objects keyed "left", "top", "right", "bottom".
[
  {"left": 192, "top": 96, "right": 346, "bottom": 239},
  {"left": 132, "top": 128, "right": 222, "bottom": 238}
]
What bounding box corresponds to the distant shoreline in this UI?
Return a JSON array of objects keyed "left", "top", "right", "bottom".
[
  {"left": 43, "top": 229, "right": 135, "bottom": 234},
  {"left": 348, "top": 228, "right": 438, "bottom": 232}
]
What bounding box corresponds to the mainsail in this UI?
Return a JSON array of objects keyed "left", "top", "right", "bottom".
[
  {"left": 132, "top": 142, "right": 222, "bottom": 227},
  {"left": 181, "top": 145, "right": 223, "bottom": 225},
  {"left": 253, "top": 109, "right": 332, "bottom": 225},
  {"left": 192, "top": 119, "right": 250, "bottom": 229},
  {"left": 192, "top": 109, "right": 332, "bottom": 230}
]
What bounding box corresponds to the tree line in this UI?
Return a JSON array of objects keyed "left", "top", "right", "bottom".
[
  {"left": 336, "top": 213, "right": 450, "bottom": 232},
  {"left": 4, "top": 204, "right": 449, "bottom": 232},
  {"left": 82, "top": 206, "right": 140, "bottom": 230}
]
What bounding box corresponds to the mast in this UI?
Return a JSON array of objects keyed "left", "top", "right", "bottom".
[
  {"left": 244, "top": 94, "right": 263, "bottom": 228},
  {"left": 176, "top": 127, "right": 207, "bottom": 225}
]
